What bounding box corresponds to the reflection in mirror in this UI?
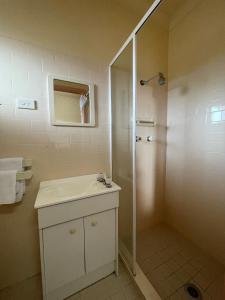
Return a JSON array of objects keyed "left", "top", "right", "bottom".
[{"left": 49, "top": 76, "right": 95, "bottom": 127}]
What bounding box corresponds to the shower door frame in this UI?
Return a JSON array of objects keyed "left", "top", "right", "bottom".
[
  {"left": 109, "top": 0, "right": 163, "bottom": 276},
  {"left": 109, "top": 35, "right": 137, "bottom": 275}
]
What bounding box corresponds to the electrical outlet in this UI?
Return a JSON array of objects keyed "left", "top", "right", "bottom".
[{"left": 17, "top": 99, "right": 37, "bottom": 110}]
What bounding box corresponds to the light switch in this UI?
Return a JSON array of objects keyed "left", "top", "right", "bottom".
[{"left": 17, "top": 99, "right": 37, "bottom": 110}]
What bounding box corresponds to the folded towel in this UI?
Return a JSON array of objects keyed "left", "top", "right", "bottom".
[
  {"left": 16, "top": 181, "right": 25, "bottom": 202},
  {"left": 0, "top": 157, "right": 23, "bottom": 171},
  {"left": 0, "top": 157, "right": 25, "bottom": 204},
  {"left": 0, "top": 170, "right": 17, "bottom": 204}
]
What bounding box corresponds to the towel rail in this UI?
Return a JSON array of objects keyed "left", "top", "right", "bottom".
[
  {"left": 16, "top": 158, "right": 33, "bottom": 181},
  {"left": 22, "top": 158, "right": 32, "bottom": 168},
  {"left": 16, "top": 170, "right": 33, "bottom": 181}
]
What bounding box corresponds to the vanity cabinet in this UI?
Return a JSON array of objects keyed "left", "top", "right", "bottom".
[
  {"left": 84, "top": 209, "right": 115, "bottom": 273},
  {"left": 35, "top": 177, "right": 120, "bottom": 300},
  {"left": 43, "top": 218, "right": 85, "bottom": 293},
  {"left": 42, "top": 210, "right": 116, "bottom": 296}
]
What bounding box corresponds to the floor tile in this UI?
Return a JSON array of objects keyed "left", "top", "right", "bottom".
[
  {"left": 109, "top": 290, "right": 127, "bottom": 300},
  {"left": 169, "top": 285, "right": 211, "bottom": 300},
  {"left": 137, "top": 224, "right": 225, "bottom": 300},
  {"left": 66, "top": 292, "right": 82, "bottom": 300},
  {"left": 0, "top": 261, "right": 142, "bottom": 300},
  {"left": 123, "top": 282, "right": 145, "bottom": 300},
  {"left": 206, "top": 274, "right": 225, "bottom": 300},
  {"left": 0, "top": 275, "right": 42, "bottom": 300}
]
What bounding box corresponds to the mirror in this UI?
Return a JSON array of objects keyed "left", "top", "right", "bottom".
[{"left": 48, "top": 75, "right": 95, "bottom": 127}]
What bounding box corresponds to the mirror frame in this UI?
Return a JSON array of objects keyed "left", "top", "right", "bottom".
[{"left": 48, "top": 74, "right": 95, "bottom": 127}]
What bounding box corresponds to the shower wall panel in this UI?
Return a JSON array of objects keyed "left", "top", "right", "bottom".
[
  {"left": 136, "top": 12, "right": 168, "bottom": 232},
  {"left": 166, "top": 0, "right": 225, "bottom": 265}
]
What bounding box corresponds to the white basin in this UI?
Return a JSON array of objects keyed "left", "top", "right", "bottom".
[{"left": 35, "top": 174, "right": 121, "bottom": 208}]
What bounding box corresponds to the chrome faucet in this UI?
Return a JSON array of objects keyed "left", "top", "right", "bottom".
[
  {"left": 96, "top": 173, "right": 105, "bottom": 183},
  {"left": 96, "top": 173, "right": 112, "bottom": 188}
]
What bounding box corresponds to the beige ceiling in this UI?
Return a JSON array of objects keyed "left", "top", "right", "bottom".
[
  {"left": 115, "top": 0, "right": 154, "bottom": 16},
  {"left": 0, "top": 0, "right": 142, "bottom": 65},
  {"left": 0, "top": 0, "right": 183, "bottom": 65},
  {"left": 159, "top": 0, "right": 184, "bottom": 17},
  {"left": 117, "top": 0, "right": 183, "bottom": 18}
]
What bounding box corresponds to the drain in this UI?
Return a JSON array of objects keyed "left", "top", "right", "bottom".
[{"left": 184, "top": 283, "right": 202, "bottom": 299}]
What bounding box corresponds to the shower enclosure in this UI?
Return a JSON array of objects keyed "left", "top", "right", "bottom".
[
  {"left": 110, "top": 0, "right": 225, "bottom": 299},
  {"left": 110, "top": 39, "right": 136, "bottom": 274}
]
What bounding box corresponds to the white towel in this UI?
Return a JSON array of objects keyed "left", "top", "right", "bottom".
[
  {"left": 80, "top": 95, "right": 88, "bottom": 123},
  {"left": 0, "top": 157, "right": 25, "bottom": 204},
  {"left": 0, "top": 170, "right": 17, "bottom": 204}
]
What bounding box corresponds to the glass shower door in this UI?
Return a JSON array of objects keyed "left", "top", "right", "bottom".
[{"left": 110, "top": 39, "right": 136, "bottom": 275}]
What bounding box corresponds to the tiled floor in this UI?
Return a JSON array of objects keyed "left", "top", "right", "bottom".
[
  {"left": 0, "top": 275, "right": 42, "bottom": 300},
  {"left": 0, "top": 261, "right": 144, "bottom": 300},
  {"left": 66, "top": 262, "right": 144, "bottom": 300},
  {"left": 137, "top": 224, "right": 225, "bottom": 300},
  {"left": 1, "top": 227, "right": 224, "bottom": 300}
]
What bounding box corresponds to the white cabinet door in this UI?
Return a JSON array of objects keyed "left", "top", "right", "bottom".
[
  {"left": 84, "top": 209, "right": 115, "bottom": 273},
  {"left": 43, "top": 218, "right": 85, "bottom": 293}
]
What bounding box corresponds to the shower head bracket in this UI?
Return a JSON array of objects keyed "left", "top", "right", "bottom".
[{"left": 140, "top": 72, "right": 166, "bottom": 86}]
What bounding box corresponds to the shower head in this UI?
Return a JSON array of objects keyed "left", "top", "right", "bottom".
[{"left": 140, "top": 72, "right": 166, "bottom": 86}]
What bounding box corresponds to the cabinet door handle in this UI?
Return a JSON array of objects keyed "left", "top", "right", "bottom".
[
  {"left": 69, "top": 229, "right": 76, "bottom": 235},
  {"left": 91, "top": 221, "right": 98, "bottom": 227}
]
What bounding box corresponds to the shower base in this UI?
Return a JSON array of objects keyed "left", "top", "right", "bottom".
[{"left": 137, "top": 225, "right": 225, "bottom": 300}]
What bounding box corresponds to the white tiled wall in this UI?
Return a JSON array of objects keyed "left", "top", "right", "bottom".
[
  {"left": 166, "top": 0, "right": 225, "bottom": 266},
  {"left": 0, "top": 36, "right": 109, "bottom": 289},
  {"left": 136, "top": 14, "right": 168, "bottom": 233}
]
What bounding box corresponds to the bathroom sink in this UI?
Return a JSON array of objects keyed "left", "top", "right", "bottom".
[{"left": 35, "top": 174, "right": 121, "bottom": 208}]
